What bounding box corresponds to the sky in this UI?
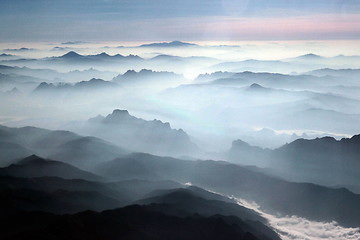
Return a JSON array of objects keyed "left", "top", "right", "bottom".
[{"left": 0, "top": 0, "right": 360, "bottom": 42}]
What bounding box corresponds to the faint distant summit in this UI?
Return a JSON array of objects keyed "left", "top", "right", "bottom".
[
  {"left": 295, "top": 53, "right": 322, "bottom": 60},
  {"left": 61, "top": 41, "right": 87, "bottom": 45},
  {"left": 248, "top": 83, "right": 266, "bottom": 90},
  {"left": 61, "top": 51, "right": 83, "bottom": 58},
  {"left": 139, "top": 41, "right": 197, "bottom": 48}
]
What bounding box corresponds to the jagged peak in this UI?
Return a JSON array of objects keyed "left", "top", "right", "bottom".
[
  {"left": 124, "top": 69, "right": 137, "bottom": 75},
  {"left": 103, "top": 109, "right": 132, "bottom": 123},
  {"left": 127, "top": 54, "right": 141, "bottom": 58},
  {"left": 139, "top": 69, "right": 153, "bottom": 73}
]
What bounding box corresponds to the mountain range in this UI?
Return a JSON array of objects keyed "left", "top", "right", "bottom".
[
  {"left": 91, "top": 152, "right": 360, "bottom": 227},
  {"left": 0, "top": 154, "right": 283, "bottom": 240},
  {"left": 0, "top": 125, "right": 127, "bottom": 169},
  {"left": 66, "top": 109, "right": 199, "bottom": 157},
  {"left": 112, "top": 69, "right": 185, "bottom": 89},
  {"left": 228, "top": 134, "right": 360, "bottom": 193},
  {"left": 1, "top": 45, "right": 360, "bottom": 239},
  {"left": 2, "top": 124, "right": 360, "bottom": 232},
  {"left": 32, "top": 78, "right": 119, "bottom": 96}
]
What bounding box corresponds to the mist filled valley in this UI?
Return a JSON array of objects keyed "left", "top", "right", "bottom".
[{"left": 1, "top": 40, "right": 360, "bottom": 240}]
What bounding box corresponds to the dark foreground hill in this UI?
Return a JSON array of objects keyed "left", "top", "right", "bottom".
[
  {"left": 1, "top": 204, "right": 278, "bottom": 240},
  {"left": 0, "top": 173, "right": 188, "bottom": 216},
  {"left": 0, "top": 175, "right": 132, "bottom": 215},
  {"left": 0, "top": 174, "right": 280, "bottom": 240},
  {"left": 136, "top": 187, "right": 281, "bottom": 240}
]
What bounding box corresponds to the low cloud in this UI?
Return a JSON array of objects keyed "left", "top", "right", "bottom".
[{"left": 236, "top": 198, "right": 360, "bottom": 240}]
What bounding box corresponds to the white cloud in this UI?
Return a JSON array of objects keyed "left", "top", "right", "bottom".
[{"left": 236, "top": 198, "right": 360, "bottom": 240}]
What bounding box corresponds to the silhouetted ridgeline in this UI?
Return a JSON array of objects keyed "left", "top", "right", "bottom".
[{"left": 1, "top": 205, "right": 276, "bottom": 240}]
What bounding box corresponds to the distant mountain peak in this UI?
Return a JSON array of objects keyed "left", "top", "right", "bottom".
[
  {"left": 103, "top": 109, "right": 132, "bottom": 123},
  {"left": 297, "top": 53, "right": 322, "bottom": 59},
  {"left": 140, "top": 41, "right": 197, "bottom": 48},
  {"left": 247, "top": 83, "right": 268, "bottom": 91},
  {"left": 96, "top": 52, "right": 110, "bottom": 57},
  {"left": 113, "top": 53, "right": 124, "bottom": 58},
  {"left": 112, "top": 109, "right": 129, "bottom": 115},
  {"left": 75, "top": 78, "right": 113, "bottom": 87},
  {"left": 113, "top": 69, "right": 180, "bottom": 83},
  {"left": 88, "top": 114, "right": 105, "bottom": 123},
  {"left": 5, "top": 87, "right": 21, "bottom": 95},
  {"left": 139, "top": 69, "right": 153, "bottom": 73},
  {"left": 123, "top": 69, "right": 137, "bottom": 75},
  {"left": 61, "top": 51, "right": 83, "bottom": 58},
  {"left": 85, "top": 110, "right": 199, "bottom": 156},
  {"left": 127, "top": 54, "right": 141, "bottom": 59},
  {"left": 35, "top": 82, "right": 56, "bottom": 90},
  {"left": 88, "top": 78, "right": 105, "bottom": 83},
  {"left": 249, "top": 83, "right": 264, "bottom": 89},
  {"left": 232, "top": 139, "right": 251, "bottom": 148}
]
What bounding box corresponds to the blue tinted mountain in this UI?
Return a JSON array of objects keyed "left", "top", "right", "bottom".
[
  {"left": 228, "top": 134, "right": 360, "bottom": 193},
  {"left": 0, "top": 125, "right": 127, "bottom": 169},
  {"left": 139, "top": 41, "right": 197, "bottom": 48},
  {"left": 69, "top": 109, "right": 199, "bottom": 157},
  {"left": 0, "top": 155, "right": 102, "bottom": 181},
  {"left": 95, "top": 152, "right": 360, "bottom": 227},
  {"left": 112, "top": 69, "right": 184, "bottom": 88},
  {"left": 33, "top": 78, "right": 118, "bottom": 95}
]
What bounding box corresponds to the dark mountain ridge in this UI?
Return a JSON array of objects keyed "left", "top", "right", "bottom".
[{"left": 0, "top": 205, "right": 277, "bottom": 240}]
